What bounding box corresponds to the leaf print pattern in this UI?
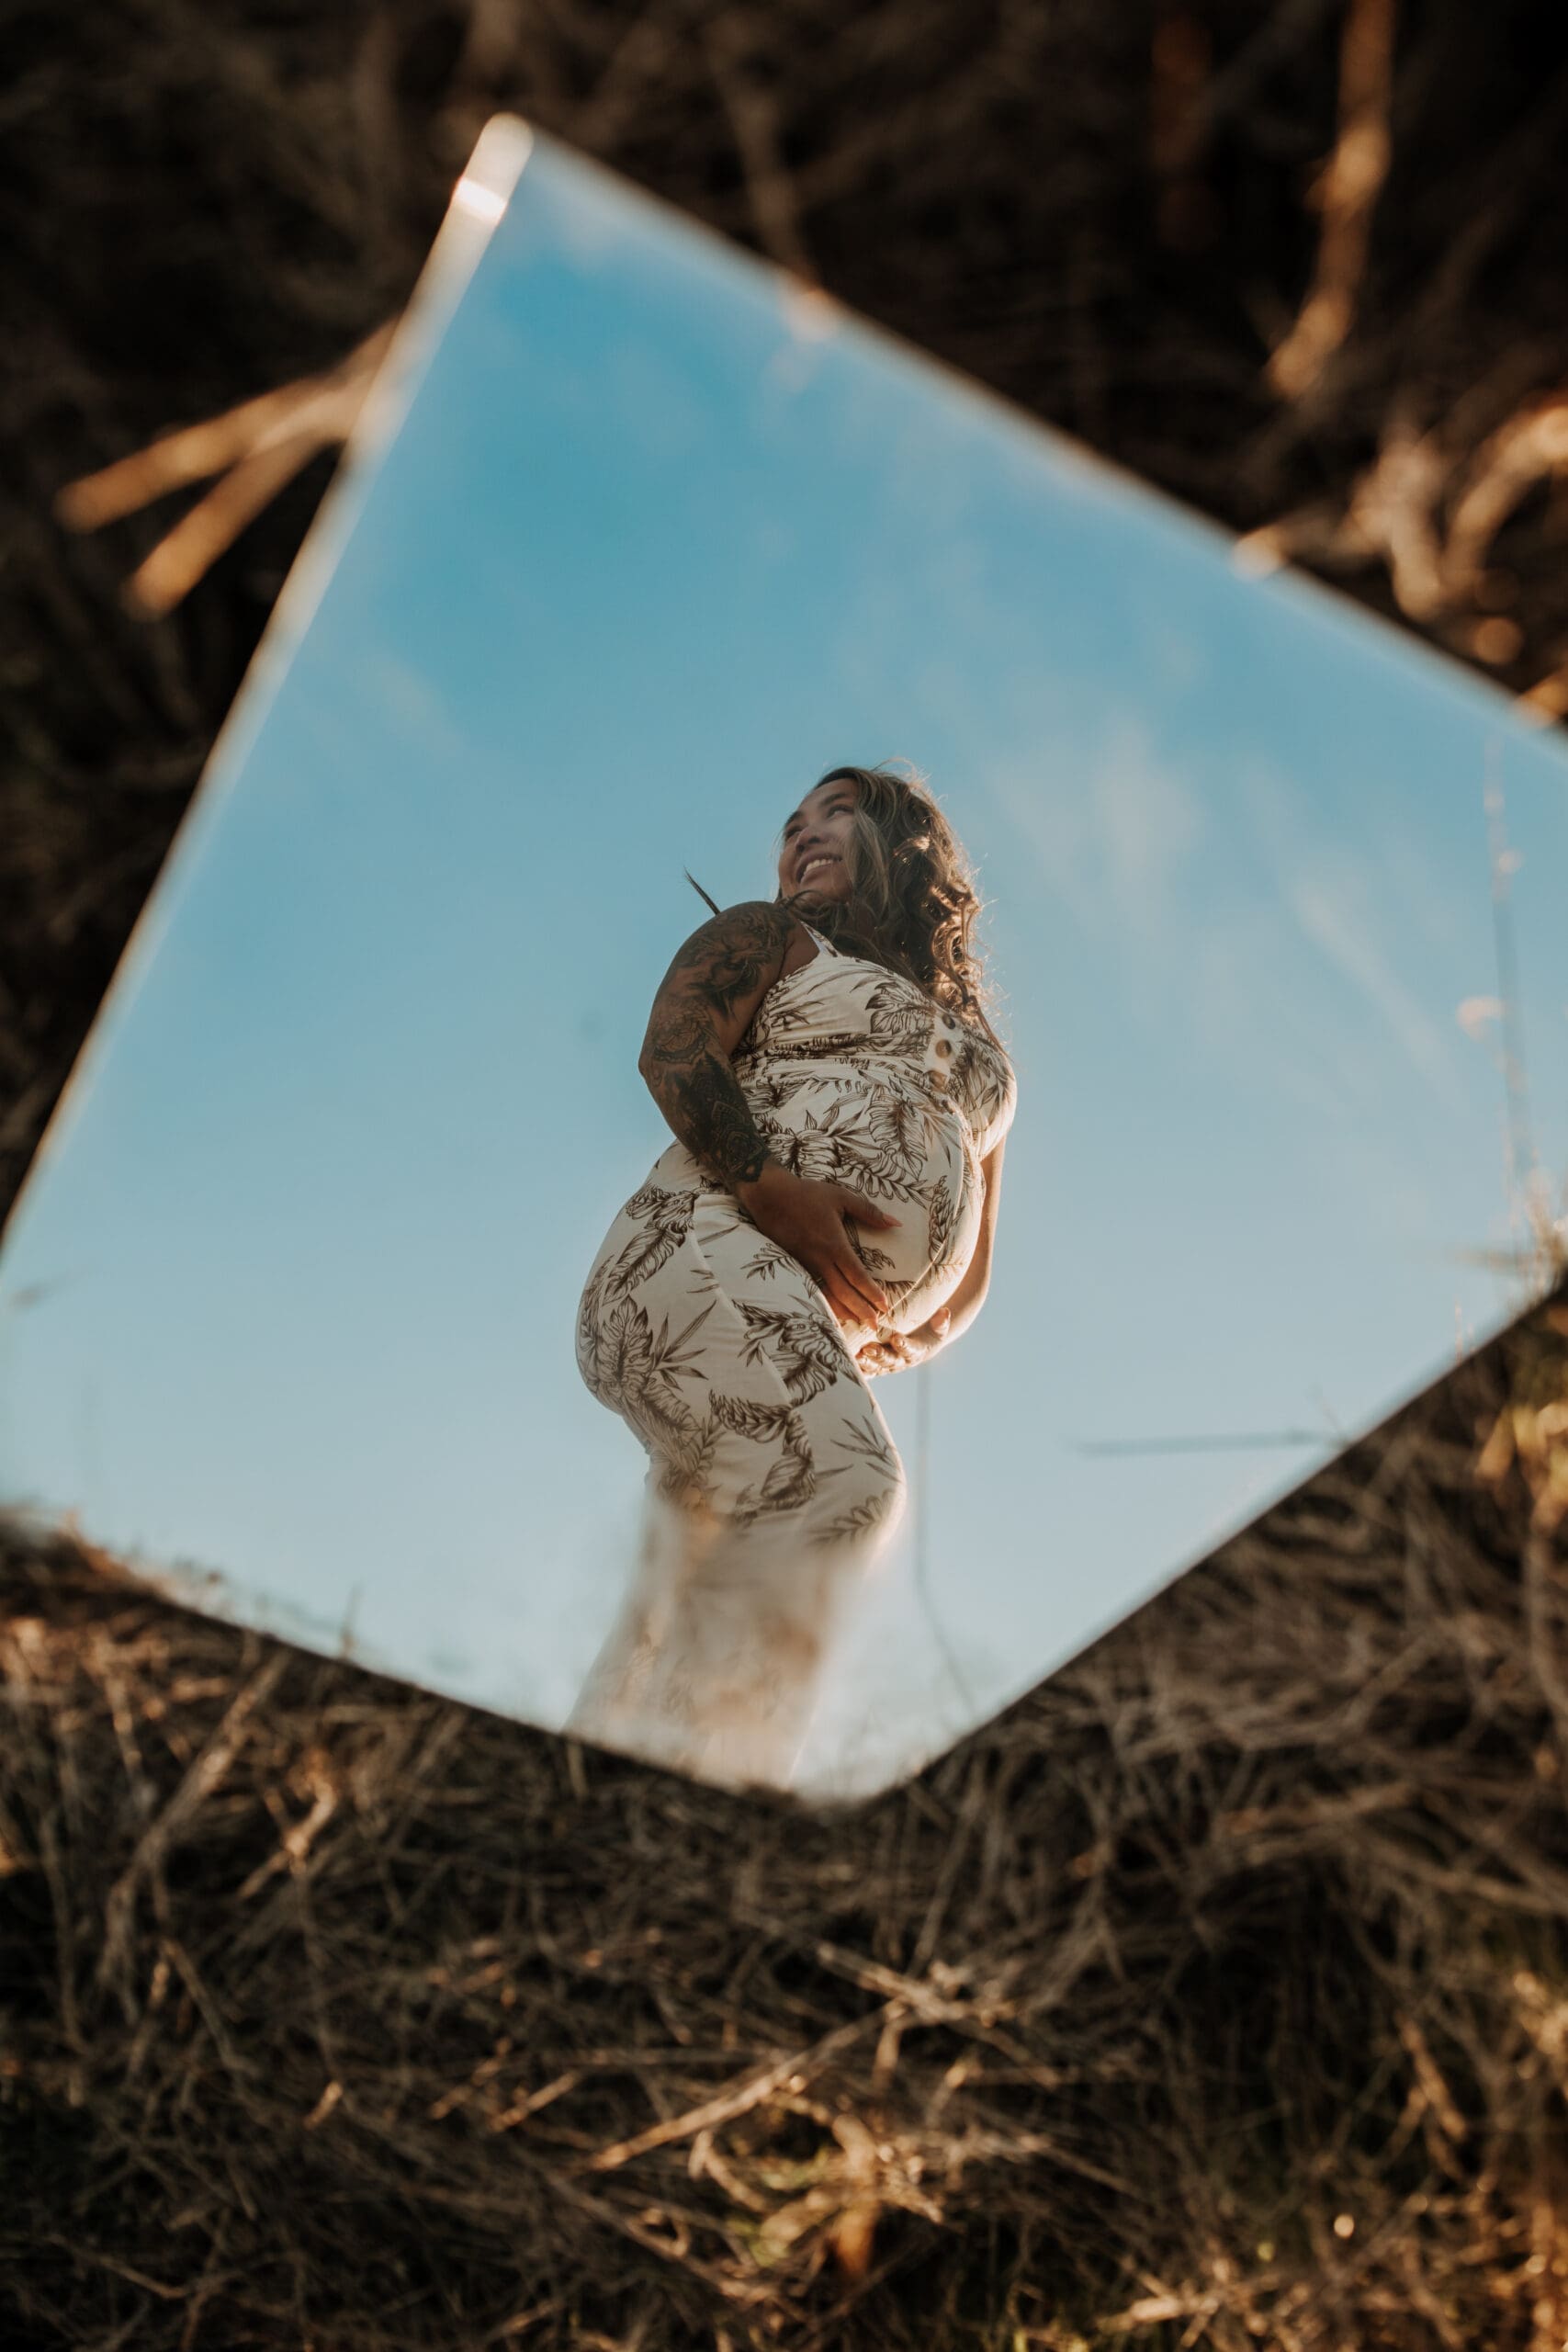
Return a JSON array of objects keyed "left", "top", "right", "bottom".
[
  {"left": 738, "top": 1230, "right": 801, "bottom": 1285},
  {"left": 602, "top": 1183, "right": 701, "bottom": 1300},
  {"left": 568, "top": 918, "right": 1017, "bottom": 1790},
  {"left": 926, "top": 1175, "right": 958, "bottom": 1284},
  {"left": 733, "top": 1297, "right": 851, "bottom": 1406},
  {"left": 863, "top": 978, "right": 933, "bottom": 1057}
]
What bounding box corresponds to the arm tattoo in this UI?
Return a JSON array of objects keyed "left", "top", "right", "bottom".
[
  {"left": 639, "top": 902, "right": 794, "bottom": 1189},
  {"left": 653, "top": 1056, "right": 773, "bottom": 1187},
  {"left": 660, "top": 900, "right": 795, "bottom": 1023}
]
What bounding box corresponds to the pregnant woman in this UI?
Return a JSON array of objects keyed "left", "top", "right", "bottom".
[{"left": 570, "top": 761, "right": 1017, "bottom": 1790}]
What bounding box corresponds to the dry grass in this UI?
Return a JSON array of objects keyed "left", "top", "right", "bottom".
[
  {"left": 4, "top": 1280, "right": 1568, "bottom": 2348},
  {"left": 6, "top": 1, "right": 1568, "bottom": 2341}
]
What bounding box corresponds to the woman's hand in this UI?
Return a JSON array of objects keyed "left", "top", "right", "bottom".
[
  {"left": 855, "top": 1305, "right": 953, "bottom": 1379},
  {"left": 735, "top": 1163, "right": 901, "bottom": 1332}
]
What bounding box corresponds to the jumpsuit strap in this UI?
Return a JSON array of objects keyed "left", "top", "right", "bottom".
[{"left": 800, "top": 922, "right": 838, "bottom": 957}]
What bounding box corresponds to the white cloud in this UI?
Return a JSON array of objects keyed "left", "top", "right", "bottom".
[
  {"left": 1287, "top": 854, "right": 1463, "bottom": 1109},
  {"left": 988, "top": 711, "right": 1202, "bottom": 942},
  {"left": 1096, "top": 716, "right": 1205, "bottom": 932},
  {"left": 1237, "top": 757, "right": 1467, "bottom": 1111}
]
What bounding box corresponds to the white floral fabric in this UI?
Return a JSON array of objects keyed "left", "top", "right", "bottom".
[{"left": 568, "top": 922, "right": 1017, "bottom": 1786}]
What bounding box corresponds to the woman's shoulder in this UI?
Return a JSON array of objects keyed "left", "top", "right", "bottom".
[
  {"left": 689, "top": 897, "right": 833, "bottom": 989},
  {"left": 676, "top": 898, "right": 807, "bottom": 975},
  {"left": 773, "top": 906, "right": 836, "bottom": 978}
]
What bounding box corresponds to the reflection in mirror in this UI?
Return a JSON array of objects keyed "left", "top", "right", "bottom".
[
  {"left": 1, "top": 119, "right": 1565, "bottom": 1801},
  {"left": 567, "top": 768, "right": 1018, "bottom": 1786}
]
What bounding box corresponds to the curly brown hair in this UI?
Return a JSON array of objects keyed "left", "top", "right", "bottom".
[{"left": 770, "top": 761, "right": 1007, "bottom": 1048}]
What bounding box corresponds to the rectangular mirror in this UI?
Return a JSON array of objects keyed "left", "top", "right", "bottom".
[{"left": 3, "top": 117, "right": 1565, "bottom": 1799}]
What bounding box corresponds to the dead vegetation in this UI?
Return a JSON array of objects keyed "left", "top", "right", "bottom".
[
  {"left": 6, "top": 1285, "right": 1568, "bottom": 2347},
  {"left": 6, "top": 0, "right": 1568, "bottom": 2343}
]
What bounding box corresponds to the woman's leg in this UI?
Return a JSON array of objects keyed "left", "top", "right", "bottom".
[{"left": 570, "top": 1182, "right": 908, "bottom": 1786}]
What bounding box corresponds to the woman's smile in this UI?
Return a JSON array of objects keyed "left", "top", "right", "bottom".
[{"left": 781, "top": 775, "right": 858, "bottom": 898}]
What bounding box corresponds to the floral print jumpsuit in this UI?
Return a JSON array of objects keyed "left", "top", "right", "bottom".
[{"left": 570, "top": 918, "right": 1018, "bottom": 1787}]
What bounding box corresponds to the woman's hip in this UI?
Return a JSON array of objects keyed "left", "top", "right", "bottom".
[{"left": 576, "top": 1134, "right": 976, "bottom": 1358}]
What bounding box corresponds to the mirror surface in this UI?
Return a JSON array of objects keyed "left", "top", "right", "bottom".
[{"left": 3, "top": 119, "right": 1565, "bottom": 1797}]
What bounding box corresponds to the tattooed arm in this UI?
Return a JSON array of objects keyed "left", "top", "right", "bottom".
[
  {"left": 637, "top": 900, "right": 796, "bottom": 1190},
  {"left": 640, "top": 899, "right": 901, "bottom": 1330}
]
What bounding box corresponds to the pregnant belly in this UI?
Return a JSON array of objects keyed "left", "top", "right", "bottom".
[{"left": 740, "top": 1071, "right": 981, "bottom": 1343}]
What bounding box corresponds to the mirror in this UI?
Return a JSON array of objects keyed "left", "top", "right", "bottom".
[{"left": 3, "top": 117, "right": 1565, "bottom": 1799}]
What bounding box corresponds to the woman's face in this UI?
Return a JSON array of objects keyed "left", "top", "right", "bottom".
[{"left": 778, "top": 776, "right": 858, "bottom": 907}]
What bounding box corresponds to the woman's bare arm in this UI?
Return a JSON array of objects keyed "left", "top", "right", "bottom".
[{"left": 637, "top": 900, "right": 795, "bottom": 1190}]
